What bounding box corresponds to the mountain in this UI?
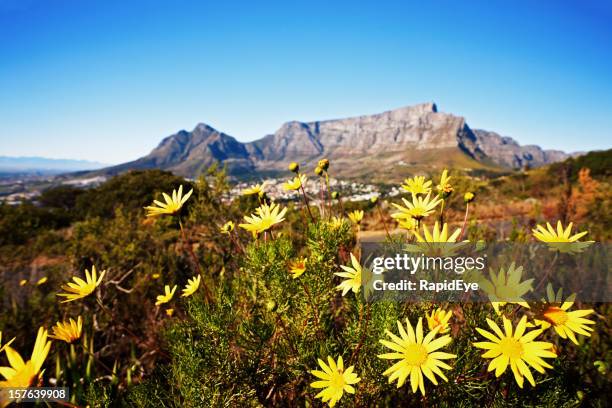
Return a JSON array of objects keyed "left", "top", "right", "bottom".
[
  {"left": 0, "top": 156, "right": 108, "bottom": 175},
  {"left": 102, "top": 103, "right": 570, "bottom": 179}
]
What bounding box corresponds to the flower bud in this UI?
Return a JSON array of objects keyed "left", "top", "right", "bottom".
[
  {"left": 331, "top": 191, "right": 339, "bottom": 199},
  {"left": 314, "top": 166, "right": 323, "bottom": 176},
  {"left": 464, "top": 192, "right": 475, "bottom": 203},
  {"left": 288, "top": 162, "right": 300, "bottom": 173},
  {"left": 317, "top": 158, "right": 329, "bottom": 171},
  {"left": 370, "top": 196, "right": 378, "bottom": 204}
]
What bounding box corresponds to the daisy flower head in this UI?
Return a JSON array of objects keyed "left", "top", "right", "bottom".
[
  {"left": 401, "top": 176, "right": 432, "bottom": 195},
  {"left": 335, "top": 253, "right": 362, "bottom": 296},
  {"left": 181, "top": 275, "right": 201, "bottom": 297},
  {"left": 49, "top": 316, "right": 83, "bottom": 343},
  {"left": 426, "top": 308, "right": 453, "bottom": 334},
  {"left": 474, "top": 315, "right": 557, "bottom": 388},
  {"left": 144, "top": 185, "right": 193, "bottom": 217},
  {"left": 378, "top": 317, "right": 456, "bottom": 395},
  {"left": 239, "top": 202, "right": 287, "bottom": 235},
  {"left": 57, "top": 266, "right": 105, "bottom": 303},
  {"left": 406, "top": 221, "right": 467, "bottom": 256},
  {"left": 242, "top": 181, "right": 268, "bottom": 196},
  {"left": 288, "top": 257, "right": 307, "bottom": 279},
  {"left": 391, "top": 193, "right": 442, "bottom": 222},
  {"left": 282, "top": 174, "right": 307, "bottom": 191},
  {"left": 155, "top": 285, "right": 177, "bottom": 306},
  {"left": 347, "top": 210, "right": 364, "bottom": 225},
  {"left": 532, "top": 221, "right": 593, "bottom": 254},
  {"left": 435, "top": 169, "right": 453, "bottom": 197},
  {"left": 0, "top": 327, "right": 51, "bottom": 390},
  {"left": 479, "top": 263, "right": 533, "bottom": 315},
  {"left": 533, "top": 284, "right": 595, "bottom": 345},
  {"left": 310, "top": 356, "right": 360, "bottom": 407}
]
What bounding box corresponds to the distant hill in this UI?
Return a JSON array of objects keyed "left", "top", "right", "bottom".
[
  {"left": 99, "top": 103, "right": 572, "bottom": 179},
  {"left": 0, "top": 156, "right": 108, "bottom": 175}
]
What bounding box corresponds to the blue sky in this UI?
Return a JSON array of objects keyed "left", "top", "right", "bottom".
[{"left": 0, "top": 0, "right": 610, "bottom": 164}]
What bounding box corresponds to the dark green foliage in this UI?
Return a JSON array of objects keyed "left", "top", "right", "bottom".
[{"left": 548, "top": 149, "right": 612, "bottom": 180}]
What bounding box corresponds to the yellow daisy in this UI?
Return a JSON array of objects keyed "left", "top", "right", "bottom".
[
  {"left": 239, "top": 202, "right": 287, "bottom": 235},
  {"left": 0, "top": 327, "right": 52, "bottom": 389},
  {"left": 155, "top": 285, "right": 177, "bottom": 306},
  {"left": 334, "top": 253, "right": 362, "bottom": 296},
  {"left": 401, "top": 176, "right": 432, "bottom": 195},
  {"left": 426, "top": 308, "right": 453, "bottom": 334},
  {"left": 533, "top": 284, "right": 595, "bottom": 345},
  {"left": 532, "top": 221, "right": 593, "bottom": 253},
  {"left": 49, "top": 316, "right": 82, "bottom": 343},
  {"left": 242, "top": 182, "right": 268, "bottom": 196},
  {"left": 310, "top": 356, "right": 360, "bottom": 407},
  {"left": 479, "top": 263, "right": 533, "bottom": 315},
  {"left": 474, "top": 315, "right": 557, "bottom": 388},
  {"left": 220, "top": 221, "right": 235, "bottom": 234},
  {"left": 347, "top": 210, "right": 364, "bottom": 225},
  {"left": 328, "top": 216, "right": 346, "bottom": 229},
  {"left": 391, "top": 193, "right": 442, "bottom": 221},
  {"left": 181, "top": 275, "right": 201, "bottom": 297},
  {"left": 288, "top": 257, "right": 307, "bottom": 279},
  {"left": 144, "top": 185, "right": 193, "bottom": 217},
  {"left": 282, "top": 174, "right": 307, "bottom": 191},
  {"left": 378, "top": 317, "right": 456, "bottom": 395},
  {"left": 57, "top": 266, "right": 105, "bottom": 303},
  {"left": 406, "top": 221, "right": 467, "bottom": 256},
  {"left": 435, "top": 169, "right": 452, "bottom": 194}
]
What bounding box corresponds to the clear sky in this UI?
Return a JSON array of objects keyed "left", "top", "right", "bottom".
[{"left": 0, "top": 0, "right": 610, "bottom": 164}]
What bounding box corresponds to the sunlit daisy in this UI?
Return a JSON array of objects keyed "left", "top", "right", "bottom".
[
  {"left": 242, "top": 182, "right": 268, "bottom": 196},
  {"left": 474, "top": 315, "right": 557, "bottom": 388},
  {"left": 378, "top": 317, "right": 456, "bottom": 395},
  {"left": 328, "top": 216, "right": 346, "bottom": 229},
  {"left": 310, "top": 356, "right": 360, "bottom": 407},
  {"left": 391, "top": 193, "right": 442, "bottom": 221},
  {"left": 334, "top": 253, "right": 362, "bottom": 296},
  {"left": 435, "top": 169, "right": 452, "bottom": 195},
  {"left": 532, "top": 221, "right": 593, "bottom": 253},
  {"left": 405, "top": 222, "right": 467, "bottom": 256},
  {"left": 144, "top": 185, "right": 193, "bottom": 217},
  {"left": 49, "top": 316, "right": 82, "bottom": 343},
  {"left": 479, "top": 263, "right": 533, "bottom": 314},
  {"left": 426, "top": 308, "right": 453, "bottom": 334},
  {"left": 219, "top": 221, "right": 234, "bottom": 234},
  {"left": 533, "top": 284, "right": 595, "bottom": 345},
  {"left": 0, "top": 327, "right": 52, "bottom": 389},
  {"left": 57, "top": 266, "right": 106, "bottom": 303},
  {"left": 401, "top": 176, "right": 432, "bottom": 195},
  {"left": 155, "top": 285, "right": 177, "bottom": 306},
  {"left": 239, "top": 202, "right": 287, "bottom": 235},
  {"left": 347, "top": 210, "right": 364, "bottom": 225},
  {"left": 181, "top": 275, "right": 201, "bottom": 297},
  {"left": 282, "top": 174, "right": 307, "bottom": 191},
  {"left": 288, "top": 257, "right": 307, "bottom": 279}
]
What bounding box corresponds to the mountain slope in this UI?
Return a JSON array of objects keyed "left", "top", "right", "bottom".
[{"left": 100, "top": 103, "right": 570, "bottom": 178}]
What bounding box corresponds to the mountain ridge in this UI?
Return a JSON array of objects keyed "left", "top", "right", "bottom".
[{"left": 101, "top": 103, "right": 571, "bottom": 178}]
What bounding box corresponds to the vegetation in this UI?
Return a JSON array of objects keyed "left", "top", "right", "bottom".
[{"left": 0, "top": 158, "right": 610, "bottom": 407}]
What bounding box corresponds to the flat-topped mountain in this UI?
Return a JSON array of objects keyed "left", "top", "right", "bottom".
[{"left": 102, "top": 103, "right": 570, "bottom": 179}]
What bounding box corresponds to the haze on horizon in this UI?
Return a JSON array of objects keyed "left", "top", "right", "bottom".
[{"left": 1, "top": 0, "right": 611, "bottom": 165}]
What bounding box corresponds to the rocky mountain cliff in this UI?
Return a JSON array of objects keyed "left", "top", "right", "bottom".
[{"left": 103, "top": 103, "right": 569, "bottom": 178}]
